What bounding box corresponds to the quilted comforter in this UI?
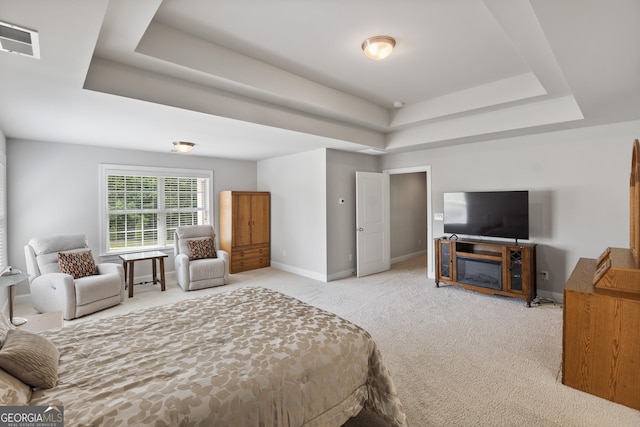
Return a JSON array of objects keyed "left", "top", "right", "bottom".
[{"left": 31, "top": 287, "right": 407, "bottom": 426}]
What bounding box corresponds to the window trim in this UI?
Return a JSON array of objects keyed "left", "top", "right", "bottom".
[{"left": 99, "top": 164, "right": 214, "bottom": 256}]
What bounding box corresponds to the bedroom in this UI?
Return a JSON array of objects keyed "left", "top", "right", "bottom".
[{"left": 1, "top": 0, "right": 640, "bottom": 425}]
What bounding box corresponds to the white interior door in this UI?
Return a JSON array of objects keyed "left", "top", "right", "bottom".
[{"left": 356, "top": 171, "right": 390, "bottom": 277}]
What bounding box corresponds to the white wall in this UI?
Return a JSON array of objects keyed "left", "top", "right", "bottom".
[
  {"left": 258, "top": 149, "right": 328, "bottom": 280},
  {"left": 260, "top": 148, "right": 426, "bottom": 281},
  {"left": 326, "top": 149, "right": 378, "bottom": 279},
  {"left": 380, "top": 120, "right": 639, "bottom": 301},
  {"left": 7, "top": 139, "right": 257, "bottom": 295},
  {"left": 390, "top": 172, "right": 427, "bottom": 260}
]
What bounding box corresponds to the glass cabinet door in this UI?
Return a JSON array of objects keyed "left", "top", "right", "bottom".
[
  {"left": 506, "top": 248, "right": 524, "bottom": 293},
  {"left": 437, "top": 240, "right": 452, "bottom": 281}
]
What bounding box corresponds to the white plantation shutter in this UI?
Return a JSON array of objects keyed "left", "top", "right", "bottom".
[{"left": 100, "top": 165, "right": 212, "bottom": 254}]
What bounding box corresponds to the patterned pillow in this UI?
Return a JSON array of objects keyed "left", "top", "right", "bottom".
[
  {"left": 187, "top": 237, "right": 217, "bottom": 260},
  {"left": 58, "top": 250, "right": 97, "bottom": 279},
  {"left": 0, "top": 328, "right": 59, "bottom": 389},
  {"left": 0, "top": 368, "right": 32, "bottom": 405}
]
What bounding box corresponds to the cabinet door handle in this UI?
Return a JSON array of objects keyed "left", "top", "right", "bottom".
[{"left": 357, "top": 228, "right": 364, "bottom": 232}]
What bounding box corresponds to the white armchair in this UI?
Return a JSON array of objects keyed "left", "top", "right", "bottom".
[
  {"left": 24, "top": 234, "right": 125, "bottom": 320},
  {"left": 174, "top": 225, "right": 229, "bottom": 291}
]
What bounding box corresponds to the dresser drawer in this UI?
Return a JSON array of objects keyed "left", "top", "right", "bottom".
[
  {"left": 232, "top": 245, "right": 269, "bottom": 260},
  {"left": 230, "top": 245, "right": 270, "bottom": 273}
]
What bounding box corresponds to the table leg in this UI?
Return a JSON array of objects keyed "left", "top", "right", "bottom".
[
  {"left": 8, "top": 284, "right": 14, "bottom": 322},
  {"left": 128, "top": 261, "right": 135, "bottom": 298},
  {"left": 8, "top": 285, "right": 27, "bottom": 326},
  {"left": 122, "top": 261, "right": 128, "bottom": 288},
  {"left": 159, "top": 257, "right": 166, "bottom": 292},
  {"left": 152, "top": 258, "right": 158, "bottom": 284}
]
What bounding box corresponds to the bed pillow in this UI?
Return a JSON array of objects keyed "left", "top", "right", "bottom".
[
  {"left": 187, "top": 237, "right": 217, "bottom": 260},
  {"left": 0, "top": 328, "right": 59, "bottom": 389},
  {"left": 0, "top": 368, "right": 32, "bottom": 405},
  {"left": 58, "top": 249, "right": 97, "bottom": 279},
  {"left": 0, "top": 312, "right": 14, "bottom": 346}
]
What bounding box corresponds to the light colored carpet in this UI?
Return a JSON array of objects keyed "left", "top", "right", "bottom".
[{"left": 15, "top": 256, "right": 640, "bottom": 426}]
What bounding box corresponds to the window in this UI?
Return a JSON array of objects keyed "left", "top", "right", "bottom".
[{"left": 100, "top": 165, "right": 213, "bottom": 254}]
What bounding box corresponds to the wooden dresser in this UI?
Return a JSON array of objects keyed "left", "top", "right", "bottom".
[
  {"left": 563, "top": 254, "right": 640, "bottom": 411},
  {"left": 220, "top": 191, "right": 270, "bottom": 273}
]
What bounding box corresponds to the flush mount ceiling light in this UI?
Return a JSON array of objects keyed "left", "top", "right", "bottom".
[
  {"left": 361, "top": 35, "right": 396, "bottom": 60},
  {"left": 172, "top": 141, "right": 195, "bottom": 153}
]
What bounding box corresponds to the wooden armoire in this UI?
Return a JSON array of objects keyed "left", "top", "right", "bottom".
[{"left": 219, "top": 191, "right": 270, "bottom": 273}]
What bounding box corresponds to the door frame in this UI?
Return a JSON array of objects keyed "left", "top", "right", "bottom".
[{"left": 383, "top": 165, "right": 434, "bottom": 279}]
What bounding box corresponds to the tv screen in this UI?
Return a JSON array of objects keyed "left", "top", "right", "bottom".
[{"left": 443, "top": 191, "right": 529, "bottom": 240}]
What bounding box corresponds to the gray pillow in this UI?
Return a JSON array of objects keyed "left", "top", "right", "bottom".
[{"left": 0, "top": 328, "right": 59, "bottom": 389}]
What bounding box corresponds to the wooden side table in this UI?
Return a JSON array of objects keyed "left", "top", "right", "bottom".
[
  {"left": 118, "top": 251, "right": 168, "bottom": 298},
  {"left": 18, "top": 311, "right": 63, "bottom": 333}
]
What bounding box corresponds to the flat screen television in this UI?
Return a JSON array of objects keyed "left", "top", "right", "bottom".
[{"left": 443, "top": 191, "right": 529, "bottom": 240}]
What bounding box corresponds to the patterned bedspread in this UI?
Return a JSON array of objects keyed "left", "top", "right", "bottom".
[{"left": 31, "top": 287, "right": 407, "bottom": 426}]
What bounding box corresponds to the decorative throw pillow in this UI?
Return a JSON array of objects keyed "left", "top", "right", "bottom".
[
  {"left": 0, "top": 312, "right": 15, "bottom": 346},
  {"left": 58, "top": 249, "right": 97, "bottom": 279},
  {"left": 0, "top": 368, "right": 32, "bottom": 405},
  {"left": 0, "top": 328, "right": 59, "bottom": 389},
  {"left": 187, "top": 237, "right": 217, "bottom": 260}
]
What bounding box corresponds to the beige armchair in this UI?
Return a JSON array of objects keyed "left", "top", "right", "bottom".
[
  {"left": 174, "top": 225, "right": 229, "bottom": 291},
  {"left": 24, "top": 234, "right": 125, "bottom": 320}
]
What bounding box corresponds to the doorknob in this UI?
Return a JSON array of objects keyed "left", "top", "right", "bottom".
[{"left": 357, "top": 228, "right": 364, "bottom": 232}]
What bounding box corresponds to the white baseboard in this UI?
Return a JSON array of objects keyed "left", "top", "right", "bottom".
[
  {"left": 272, "top": 251, "right": 426, "bottom": 283},
  {"left": 270, "top": 261, "right": 328, "bottom": 282},
  {"left": 391, "top": 250, "right": 427, "bottom": 265},
  {"left": 13, "top": 293, "right": 31, "bottom": 308}
]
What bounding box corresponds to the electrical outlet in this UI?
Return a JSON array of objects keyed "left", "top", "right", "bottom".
[{"left": 542, "top": 270, "right": 549, "bottom": 280}]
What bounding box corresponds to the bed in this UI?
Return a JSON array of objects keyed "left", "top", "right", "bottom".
[{"left": 1, "top": 287, "right": 407, "bottom": 426}]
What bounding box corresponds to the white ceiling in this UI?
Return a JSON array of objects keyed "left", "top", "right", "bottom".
[{"left": 0, "top": 0, "right": 638, "bottom": 161}]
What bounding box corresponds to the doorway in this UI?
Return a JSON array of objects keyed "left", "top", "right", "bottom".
[{"left": 385, "top": 166, "right": 434, "bottom": 278}]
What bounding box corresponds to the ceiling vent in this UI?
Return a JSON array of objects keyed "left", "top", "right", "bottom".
[{"left": 0, "top": 21, "right": 40, "bottom": 58}]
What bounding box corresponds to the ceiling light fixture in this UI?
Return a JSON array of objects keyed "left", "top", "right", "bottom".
[
  {"left": 172, "top": 141, "right": 195, "bottom": 153},
  {"left": 361, "top": 35, "right": 396, "bottom": 60}
]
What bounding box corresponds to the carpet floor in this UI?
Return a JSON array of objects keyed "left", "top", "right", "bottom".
[{"left": 15, "top": 256, "right": 640, "bottom": 426}]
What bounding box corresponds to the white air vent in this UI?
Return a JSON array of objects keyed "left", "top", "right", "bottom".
[{"left": 0, "top": 21, "right": 40, "bottom": 58}]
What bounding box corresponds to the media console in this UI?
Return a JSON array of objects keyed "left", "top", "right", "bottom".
[{"left": 434, "top": 237, "right": 537, "bottom": 306}]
